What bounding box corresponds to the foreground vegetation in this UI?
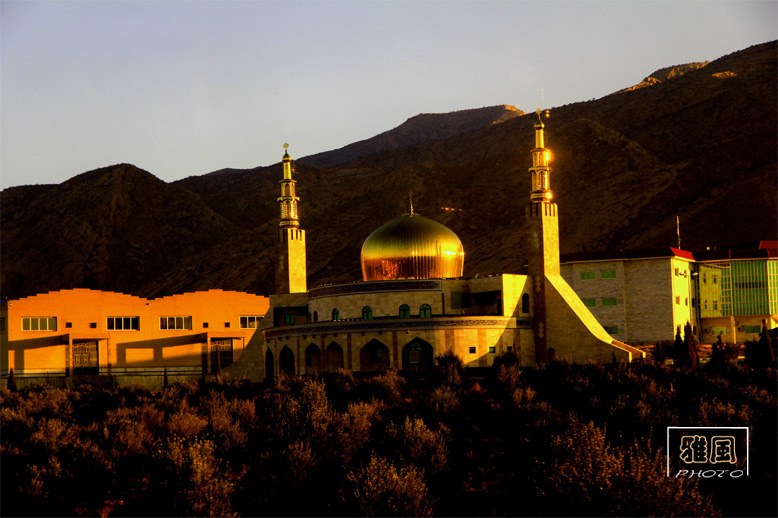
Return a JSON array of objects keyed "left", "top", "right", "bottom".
[{"left": 1, "top": 357, "right": 776, "bottom": 517}]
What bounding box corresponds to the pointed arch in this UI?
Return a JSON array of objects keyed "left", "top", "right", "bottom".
[
  {"left": 359, "top": 338, "right": 390, "bottom": 372},
  {"left": 401, "top": 337, "right": 434, "bottom": 370},
  {"left": 279, "top": 346, "right": 296, "bottom": 376},
  {"left": 305, "top": 343, "right": 322, "bottom": 375},
  {"left": 325, "top": 342, "right": 344, "bottom": 372},
  {"left": 265, "top": 347, "right": 275, "bottom": 379}
]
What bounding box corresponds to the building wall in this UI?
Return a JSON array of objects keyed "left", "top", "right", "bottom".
[
  {"left": 561, "top": 256, "right": 696, "bottom": 344},
  {"left": 1, "top": 289, "right": 269, "bottom": 387}
]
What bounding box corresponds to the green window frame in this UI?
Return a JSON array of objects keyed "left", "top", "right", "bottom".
[
  {"left": 601, "top": 270, "right": 616, "bottom": 279},
  {"left": 582, "top": 298, "right": 596, "bottom": 308},
  {"left": 332, "top": 308, "right": 340, "bottom": 321},
  {"left": 399, "top": 304, "right": 411, "bottom": 319},
  {"left": 362, "top": 306, "right": 373, "bottom": 320},
  {"left": 744, "top": 325, "right": 761, "bottom": 334},
  {"left": 604, "top": 325, "right": 619, "bottom": 334},
  {"left": 580, "top": 271, "right": 595, "bottom": 280},
  {"left": 601, "top": 298, "right": 618, "bottom": 307},
  {"left": 283, "top": 314, "right": 296, "bottom": 326},
  {"left": 419, "top": 304, "right": 431, "bottom": 318}
]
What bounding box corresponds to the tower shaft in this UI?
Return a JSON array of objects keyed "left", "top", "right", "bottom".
[{"left": 526, "top": 112, "right": 559, "bottom": 362}]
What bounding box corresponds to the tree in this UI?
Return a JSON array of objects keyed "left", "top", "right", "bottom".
[
  {"left": 673, "top": 325, "right": 685, "bottom": 367},
  {"left": 683, "top": 321, "right": 699, "bottom": 370},
  {"left": 755, "top": 319, "right": 775, "bottom": 368}
]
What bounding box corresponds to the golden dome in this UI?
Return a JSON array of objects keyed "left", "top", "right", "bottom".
[{"left": 361, "top": 213, "right": 465, "bottom": 281}]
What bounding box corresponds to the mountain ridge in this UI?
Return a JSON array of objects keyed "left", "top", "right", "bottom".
[{"left": 1, "top": 41, "right": 775, "bottom": 300}]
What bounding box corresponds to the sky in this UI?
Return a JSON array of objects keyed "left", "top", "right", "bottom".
[{"left": 1, "top": 1, "right": 776, "bottom": 189}]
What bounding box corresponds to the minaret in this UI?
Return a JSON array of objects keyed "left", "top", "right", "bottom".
[
  {"left": 526, "top": 110, "right": 560, "bottom": 362},
  {"left": 275, "top": 144, "right": 307, "bottom": 293}
]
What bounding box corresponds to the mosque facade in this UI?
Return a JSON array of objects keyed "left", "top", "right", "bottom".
[{"left": 230, "top": 115, "right": 645, "bottom": 379}]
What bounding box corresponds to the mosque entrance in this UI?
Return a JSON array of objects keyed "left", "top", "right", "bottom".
[
  {"left": 359, "top": 339, "right": 390, "bottom": 372},
  {"left": 279, "top": 346, "right": 295, "bottom": 376},
  {"left": 72, "top": 340, "right": 99, "bottom": 375},
  {"left": 305, "top": 344, "right": 322, "bottom": 375},
  {"left": 401, "top": 337, "right": 434, "bottom": 370},
  {"left": 326, "top": 342, "right": 344, "bottom": 372}
]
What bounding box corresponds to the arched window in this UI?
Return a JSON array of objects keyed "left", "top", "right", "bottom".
[
  {"left": 399, "top": 304, "right": 411, "bottom": 319},
  {"left": 521, "top": 293, "right": 530, "bottom": 314},
  {"left": 332, "top": 308, "right": 340, "bottom": 321},
  {"left": 362, "top": 306, "right": 373, "bottom": 320},
  {"left": 419, "top": 304, "right": 431, "bottom": 318}
]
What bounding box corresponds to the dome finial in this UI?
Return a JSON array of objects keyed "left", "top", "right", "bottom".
[{"left": 408, "top": 190, "right": 414, "bottom": 216}]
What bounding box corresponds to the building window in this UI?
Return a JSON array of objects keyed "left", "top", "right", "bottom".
[
  {"left": 90, "top": 323, "right": 97, "bottom": 329},
  {"left": 745, "top": 325, "right": 761, "bottom": 334},
  {"left": 362, "top": 306, "right": 373, "bottom": 320},
  {"left": 22, "top": 317, "right": 57, "bottom": 332},
  {"left": 225, "top": 322, "right": 231, "bottom": 328},
  {"left": 313, "top": 311, "right": 318, "bottom": 322},
  {"left": 675, "top": 296, "right": 681, "bottom": 305},
  {"left": 0, "top": 317, "right": 6, "bottom": 333},
  {"left": 283, "top": 314, "right": 295, "bottom": 326},
  {"left": 521, "top": 293, "right": 530, "bottom": 313},
  {"left": 106, "top": 316, "right": 140, "bottom": 331},
  {"left": 712, "top": 300, "right": 718, "bottom": 310},
  {"left": 469, "top": 346, "right": 476, "bottom": 354},
  {"left": 240, "top": 316, "right": 263, "bottom": 329},
  {"left": 604, "top": 326, "right": 619, "bottom": 334},
  {"left": 160, "top": 316, "right": 193, "bottom": 330},
  {"left": 601, "top": 270, "right": 616, "bottom": 279},
  {"left": 409, "top": 342, "right": 421, "bottom": 364},
  {"left": 399, "top": 304, "right": 411, "bottom": 319},
  {"left": 332, "top": 308, "right": 340, "bottom": 321},
  {"left": 601, "top": 298, "right": 617, "bottom": 307},
  {"left": 675, "top": 267, "right": 679, "bottom": 276},
  {"left": 420, "top": 304, "right": 431, "bottom": 318},
  {"left": 711, "top": 327, "right": 727, "bottom": 336},
  {"left": 684, "top": 298, "right": 688, "bottom": 306},
  {"left": 203, "top": 322, "right": 209, "bottom": 328},
  {"left": 582, "top": 298, "right": 596, "bottom": 308},
  {"left": 580, "top": 271, "right": 595, "bottom": 280},
  {"left": 488, "top": 346, "right": 496, "bottom": 354},
  {"left": 65, "top": 322, "right": 72, "bottom": 329}
]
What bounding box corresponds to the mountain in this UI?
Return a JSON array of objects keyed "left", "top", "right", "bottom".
[
  {"left": 298, "top": 105, "right": 524, "bottom": 168},
  {"left": 1, "top": 41, "right": 775, "bottom": 300}
]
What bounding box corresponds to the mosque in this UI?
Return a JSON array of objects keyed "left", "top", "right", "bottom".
[{"left": 231, "top": 112, "right": 645, "bottom": 379}]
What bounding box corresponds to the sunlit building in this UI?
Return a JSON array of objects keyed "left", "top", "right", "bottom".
[{"left": 0, "top": 289, "right": 269, "bottom": 387}]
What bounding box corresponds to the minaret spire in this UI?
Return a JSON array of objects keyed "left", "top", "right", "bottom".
[
  {"left": 530, "top": 109, "right": 552, "bottom": 203},
  {"left": 409, "top": 190, "right": 414, "bottom": 216},
  {"left": 278, "top": 143, "right": 299, "bottom": 228},
  {"left": 275, "top": 144, "right": 307, "bottom": 293}
]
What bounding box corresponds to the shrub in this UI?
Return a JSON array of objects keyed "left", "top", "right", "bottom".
[
  {"left": 336, "top": 400, "right": 383, "bottom": 463},
  {"left": 385, "top": 416, "right": 449, "bottom": 476},
  {"left": 433, "top": 351, "right": 465, "bottom": 386},
  {"left": 342, "top": 454, "right": 434, "bottom": 517},
  {"left": 534, "top": 418, "right": 719, "bottom": 516}
]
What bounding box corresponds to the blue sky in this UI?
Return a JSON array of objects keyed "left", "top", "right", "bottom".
[{"left": 1, "top": 0, "right": 775, "bottom": 188}]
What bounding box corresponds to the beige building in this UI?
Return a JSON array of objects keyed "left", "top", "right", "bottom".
[{"left": 561, "top": 249, "right": 697, "bottom": 345}]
